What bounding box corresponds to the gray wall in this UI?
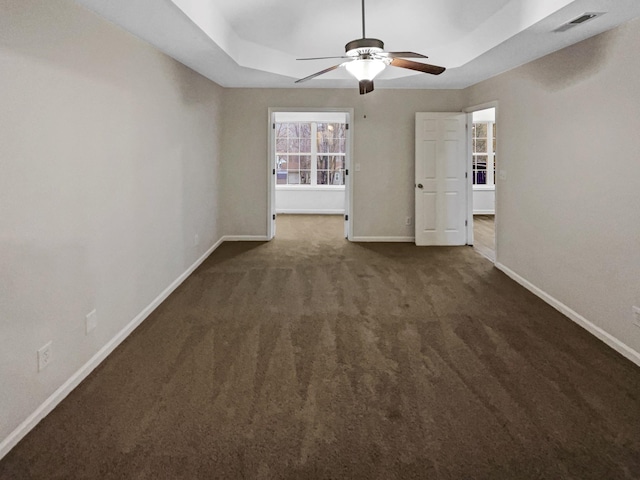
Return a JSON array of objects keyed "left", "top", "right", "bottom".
[
  {"left": 464, "top": 18, "right": 640, "bottom": 359},
  {"left": 0, "top": 0, "right": 224, "bottom": 451},
  {"left": 220, "top": 89, "right": 466, "bottom": 239}
]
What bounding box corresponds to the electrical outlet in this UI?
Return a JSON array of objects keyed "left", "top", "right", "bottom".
[
  {"left": 405, "top": 216, "right": 412, "bottom": 226},
  {"left": 633, "top": 306, "right": 640, "bottom": 328},
  {"left": 194, "top": 234, "right": 200, "bottom": 247},
  {"left": 38, "top": 342, "right": 52, "bottom": 372},
  {"left": 86, "top": 309, "right": 97, "bottom": 334}
]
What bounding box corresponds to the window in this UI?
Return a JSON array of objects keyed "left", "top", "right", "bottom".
[
  {"left": 472, "top": 122, "right": 496, "bottom": 186},
  {"left": 276, "top": 121, "right": 346, "bottom": 186}
]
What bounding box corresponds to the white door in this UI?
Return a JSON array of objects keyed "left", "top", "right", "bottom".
[{"left": 415, "top": 112, "right": 468, "bottom": 246}]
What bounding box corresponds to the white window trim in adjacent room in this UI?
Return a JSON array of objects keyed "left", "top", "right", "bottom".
[
  {"left": 276, "top": 121, "right": 346, "bottom": 189},
  {"left": 276, "top": 185, "right": 345, "bottom": 191},
  {"left": 472, "top": 121, "right": 496, "bottom": 190},
  {"left": 274, "top": 112, "right": 347, "bottom": 190}
]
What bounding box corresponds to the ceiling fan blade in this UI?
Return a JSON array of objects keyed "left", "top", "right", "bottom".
[
  {"left": 390, "top": 58, "right": 446, "bottom": 75},
  {"left": 295, "top": 64, "right": 343, "bottom": 83},
  {"left": 359, "top": 80, "right": 374, "bottom": 95},
  {"left": 380, "top": 51, "right": 428, "bottom": 59},
  {"left": 297, "top": 56, "right": 350, "bottom": 61}
]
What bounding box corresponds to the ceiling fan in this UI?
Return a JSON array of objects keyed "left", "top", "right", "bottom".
[{"left": 295, "top": 0, "right": 446, "bottom": 94}]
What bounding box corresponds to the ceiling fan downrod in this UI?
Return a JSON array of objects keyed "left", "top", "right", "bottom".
[
  {"left": 346, "top": 0, "right": 384, "bottom": 55},
  {"left": 361, "top": 0, "right": 366, "bottom": 38}
]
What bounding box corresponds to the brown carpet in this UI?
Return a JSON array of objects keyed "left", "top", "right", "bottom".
[{"left": 2, "top": 214, "right": 640, "bottom": 479}]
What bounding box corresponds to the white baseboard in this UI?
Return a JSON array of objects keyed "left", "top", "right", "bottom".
[
  {"left": 276, "top": 209, "right": 344, "bottom": 215},
  {"left": 351, "top": 236, "right": 415, "bottom": 242},
  {"left": 222, "top": 235, "right": 269, "bottom": 242},
  {"left": 0, "top": 237, "right": 225, "bottom": 461},
  {"left": 496, "top": 262, "right": 640, "bottom": 368},
  {"left": 473, "top": 210, "right": 495, "bottom": 215}
]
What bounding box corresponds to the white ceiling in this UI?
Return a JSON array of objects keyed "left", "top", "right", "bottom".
[{"left": 76, "top": 0, "right": 640, "bottom": 90}]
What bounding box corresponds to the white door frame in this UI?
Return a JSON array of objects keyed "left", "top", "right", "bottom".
[
  {"left": 464, "top": 101, "right": 499, "bottom": 262},
  {"left": 267, "top": 107, "right": 354, "bottom": 240}
]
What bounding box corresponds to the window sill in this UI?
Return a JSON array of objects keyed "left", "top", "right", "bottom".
[
  {"left": 473, "top": 185, "right": 495, "bottom": 191},
  {"left": 276, "top": 185, "right": 345, "bottom": 191}
]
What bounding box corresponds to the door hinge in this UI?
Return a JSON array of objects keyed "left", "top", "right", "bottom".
[
  {"left": 273, "top": 214, "right": 276, "bottom": 220},
  {"left": 346, "top": 124, "right": 349, "bottom": 130},
  {"left": 272, "top": 123, "right": 275, "bottom": 129},
  {"left": 345, "top": 214, "right": 349, "bottom": 221},
  {"left": 346, "top": 169, "right": 349, "bottom": 175},
  {"left": 465, "top": 172, "right": 468, "bottom": 178},
  {"left": 273, "top": 168, "right": 275, "bottom": 175},
  {"left": 465, "top": 220, "right": 468, "bottom": 226}
]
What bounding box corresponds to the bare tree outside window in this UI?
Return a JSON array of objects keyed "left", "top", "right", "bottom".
[{"left": 276, "top": 122, "right": 346, "bottom": 186}]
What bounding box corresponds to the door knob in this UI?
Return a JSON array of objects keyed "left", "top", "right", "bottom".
[{"left": 417, "top": 183, "right": 423, "bottom": 189}]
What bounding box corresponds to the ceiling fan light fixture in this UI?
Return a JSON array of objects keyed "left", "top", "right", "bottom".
[
  {"left": 345, "top": 59, "right": 386, "bottom": 81},
  {"left": 294, "top": 0, "right": 445, "bottom": 93}
]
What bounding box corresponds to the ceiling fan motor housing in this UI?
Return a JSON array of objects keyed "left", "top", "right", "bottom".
[{"left": 345, "top": 38, "right": 384, "bottom": 57}]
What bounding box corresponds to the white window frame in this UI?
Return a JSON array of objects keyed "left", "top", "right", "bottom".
[
  {"left": 274, "top": 115, "right": 347, "bottom": 190},
  {"left": 472, "top": 121, "right": 496, "bottom": 189},
  {"left": 275, "top": 122, "right": 347, "bottom": 188}
]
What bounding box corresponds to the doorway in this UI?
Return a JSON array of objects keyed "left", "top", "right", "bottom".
[
  {"left": 267, "top": 109, "right": 353, "bottom": 240},
  {"left": 469, "top": 106, "right": 497, "bottom": 261}
]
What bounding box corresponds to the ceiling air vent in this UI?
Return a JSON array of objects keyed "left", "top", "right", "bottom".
[{"left": 554, "top": 12, "right": 603, "bottom": 32}]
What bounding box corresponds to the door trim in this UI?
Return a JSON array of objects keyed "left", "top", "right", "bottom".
[
  {"left": 464, "top": 101, "right": 499, "bottom": 262},
  {"left": 267, "top": 107, "right": 354, "bottom": 241}
]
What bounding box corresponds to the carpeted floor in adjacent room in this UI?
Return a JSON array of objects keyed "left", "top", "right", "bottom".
[{"left": 1, "top": 214, "right": 639, "bottom": 479}]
